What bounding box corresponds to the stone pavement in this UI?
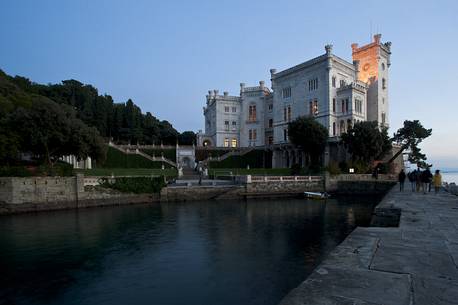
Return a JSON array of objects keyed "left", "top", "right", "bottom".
[{"left": 279, "top": 186, "right": 458, "bottom": 305}]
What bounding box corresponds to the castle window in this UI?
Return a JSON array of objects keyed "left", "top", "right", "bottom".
[
  {"left": 308, "top": 78, "right": 318, "bottom": 91},
  {"left": 232, "top": 121, "right": 237, "bottom": 130},
  {"left": 268, "top": 136, "right": 273, "bottom": 145},
  {"left": 340, "top": 120, "right": 345, "bottom": 134},
  {"left": 282, "top": 87, "right": 291, "bottom": 98},
  {"left": 283, "top": 107, "right": 287, "bottom": 121},
  {"left": 312, "top": 100, "right": 318, "bottom": 115},
  {"left": 333, "top": 122, "right": 336, "bottom": 136},
  {"left": 224, "top": 138, "right": 229, "bottom": 147},
  {"left": 382, "top": 78, "right": 386, "bottom": 89},
  {"left": 355, "top": 99, "right": 363, "bottom": 114},
  {"left": 248, "top": 105, "right": 257, "bottom": 122},
  {"left": 231, "top": 138, "right": 237, "bottom": 148},
  {"left": 345, "top": 99, "right": 349, "bottom": 113},
  {"left": 268, "top": 104, "right": 273, "bottom": 111},
  {"left": 340, "top": 80, "right": 346, "bottom": 87},
  {"left": 332, "top": 98, "right": 336, "bottom": 113},
  {"left": 381, "top": 112, "right": 386, "bottom": 125},
  {"left": 332, "top": 76, "right": 336, "bottom": 88},
  {"left": 232, "top": 107, "right": 237, "bottom": 112},
  {"left": 268, "top": 119, "right": 273, "bottom": 128},
  {"left": 287, "top": 105, "right": 292, "bottom": 122},
  {"left": 224, "top": 106, "right": 229, "bottom": 112},
  {"left": 283, "top": 129, "right": 288, "bottom": 141},
  {"left": 224, "top": 120, "right": 229, "bottom": 131},
  {"left": 381, "top": 63, "right": 385, "bottom": 70},
  {"left": 249, "top": 129, "right": 257, "bottom": 141},
  {"left": 341, "top": 99, "right": 345, "bottom": 113}
]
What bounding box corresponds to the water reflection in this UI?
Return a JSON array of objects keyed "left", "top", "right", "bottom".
[{"left": 0, "top": 196, "right": 379, "bottom": 305}]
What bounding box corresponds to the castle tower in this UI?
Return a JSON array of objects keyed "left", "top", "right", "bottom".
[{"left": 351, "top": 34, "right": 391, "bottom": 128}]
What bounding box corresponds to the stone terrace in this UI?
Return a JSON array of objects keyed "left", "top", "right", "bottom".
[{"left": 279, "top": 186, "right": 458, "bottom": 305}]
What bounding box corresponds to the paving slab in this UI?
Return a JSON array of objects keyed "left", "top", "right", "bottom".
[{"left": 279, "top": 187, "right": 458, "bottom": 305}]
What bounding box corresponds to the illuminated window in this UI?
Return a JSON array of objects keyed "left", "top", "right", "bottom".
[
  {"left": 282, "top": 87, "right": 291, "bottom": 98},
  {"left": 231, "top": 138, "right": 237, "bottom": 147},
  {"left": 248, "top": 105, "right": 257, "bottom": 122},
  {"left": 311, "top": 100, "right": 318, "bottom": 115},
  {"left": 224, "top": 138, "right": 229, "bottom": 147}
]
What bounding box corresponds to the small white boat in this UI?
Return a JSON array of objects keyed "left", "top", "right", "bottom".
[{"left": 304, "top": 192, "right": 330, "bottom": 199}]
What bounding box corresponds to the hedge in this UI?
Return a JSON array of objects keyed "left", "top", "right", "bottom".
[
  {"left": 208, "top": 150, "right": 272, "bottom": 168},
  {"left": 100, "top": 176, "right": 166, "bottom": 194}
]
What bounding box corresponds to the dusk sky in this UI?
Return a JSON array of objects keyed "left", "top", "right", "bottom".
[{"left": 1, "top": 0, "right": 457, "bottom": 169}]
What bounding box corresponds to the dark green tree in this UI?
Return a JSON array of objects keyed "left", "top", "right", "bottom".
[
  {"left": 178, "top": 131, "right": 196, "bottom": 145},
  {"left": 390, "top": 120, "right": 432, "bottom": 167},
  {"left": 288, "top": 116, "right": 328, "bottom": 166},
  {"left": 341, "top": 121, "right": 392, "bottom": 163}
]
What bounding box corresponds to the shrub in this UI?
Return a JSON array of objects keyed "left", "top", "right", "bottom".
[
  {"left": 326, "top": 161, "right": 341, "bottom": 176},
  {"left": 290, "top": 163, "right": 301, "bottom": 175},
  {"left": 100, "top": 176, "right": 165, "bottom": 194}
]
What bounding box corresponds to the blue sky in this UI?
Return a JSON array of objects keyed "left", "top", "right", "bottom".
[{"left": 1, "top": 0, "right": 457, "bottom": 169}]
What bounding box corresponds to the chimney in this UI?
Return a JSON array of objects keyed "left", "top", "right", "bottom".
[
  {"left": 223, "top": 91, "right": 228, "bottom": 97},
  {"left": 353, "top": 60, "right": 360, "bottom": 80},
  {"left": 259, "top": 81, "right": 265, "bottom": 89},
  {"left": 373, "top": 34, "right": 381, "bottom": 44},
  {"left": 214, "top": 89, "right": 219, "bottom": 96}
]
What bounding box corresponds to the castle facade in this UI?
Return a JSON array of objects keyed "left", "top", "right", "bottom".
[{"left": 197, "top": 34, "right": 391, "bottom": 154}]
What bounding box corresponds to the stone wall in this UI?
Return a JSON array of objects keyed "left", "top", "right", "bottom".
[
  {"left": 0, "top": 176, "right": 83, "bottom": 204},
  {"left": 246, "top": 180, "right": 323, "bottom": 194},
  {"left": 0, "top": 176, "right": 156, "bottom": 215},
  {"left": 325, "top": 173, "right": 396, "bottom": 195}
]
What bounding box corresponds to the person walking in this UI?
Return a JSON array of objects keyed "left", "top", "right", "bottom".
[
  {"left": 398, "top": 169, "right": 406, "bottom": 192},
  {"left": 407, "top": 171, "right": 416, "bottom": 192},
  {"left": 420, "top": 169, "right": 429, "bottom": 194},
  {"left": 415, "top": 168, "right": 422, "bottom": 192},
  {"left": 433, "top": 170, "right": 442, "bottom": 194}
]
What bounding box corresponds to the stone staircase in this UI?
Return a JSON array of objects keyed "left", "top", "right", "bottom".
[
  {"left": 203, "top": 147, "right": 254, "bottom": 164},
  {"left": 109, "top": 142, "right": 177, "bottom": 167}
]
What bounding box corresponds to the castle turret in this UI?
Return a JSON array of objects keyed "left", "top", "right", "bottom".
[{"left": 352, "top": 34, "right": 391, "bottom": 128}]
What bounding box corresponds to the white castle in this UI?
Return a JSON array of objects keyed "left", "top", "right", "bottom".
[{"left": 197, "top": 34, "right": 391, "bottom": 160}]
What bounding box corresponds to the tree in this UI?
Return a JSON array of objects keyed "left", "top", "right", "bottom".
[
  {"left": 288, "top": 116, "right": 328, "bottom": 166},
  {"left": 12, "top": 97, "right": 106, "bottom": 166},
  {"left": 391, "top": 120, "right": 432, "bottom": 167},
  {"left": 341, "top": 121, "right": 392, "bottom": 163},
  {"left": 178, "top": 131, "right": 196, "bottom": 145}
]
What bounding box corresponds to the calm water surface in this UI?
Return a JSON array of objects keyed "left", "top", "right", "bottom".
[{"left": 0, "top": 197, "right": 379, "bottom": 305}]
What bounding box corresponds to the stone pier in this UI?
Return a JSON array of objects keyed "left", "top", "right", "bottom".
[{"left": 279, "top": 186, "right": 458, "bottom": 305}]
